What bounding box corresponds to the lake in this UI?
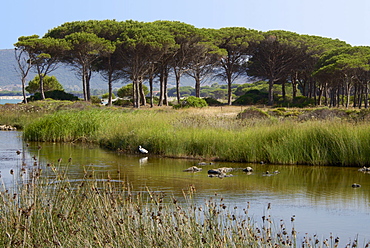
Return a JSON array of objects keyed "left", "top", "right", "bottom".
[
  {"left": 0, "top": 97, "right": 23, "bottom": 104},
  {"left": 1, "top": 131, "right": 369, "bottom": 245}
]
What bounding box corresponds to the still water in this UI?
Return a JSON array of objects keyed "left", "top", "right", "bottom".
[
  {"left": 0, "top": 98, "right": 23, "bottom": 104},
  {"left": 1, "top": 131, "right": 370, "bottom": 244}
]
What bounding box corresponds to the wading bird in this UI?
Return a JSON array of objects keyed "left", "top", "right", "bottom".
[{"left": 139, "top": 145, "right": 148, "bottom": 154}]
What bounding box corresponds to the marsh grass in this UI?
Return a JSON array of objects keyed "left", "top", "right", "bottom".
[
  {"left": 21, "top": 107, "right": 370, "bottom": 166},
  {"left": 2, "top": 158, "right": 367, "bottom": 248}
]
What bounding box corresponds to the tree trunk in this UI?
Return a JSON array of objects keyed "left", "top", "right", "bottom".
[
  {"left": 164, "top": 72, "right": 168, "bottom": 106},
  {"left": 158, "top": 69, "right": 165, "bottom": 106},
  {"left": 175, "top": 70, "right": 181, "bottom": 104},
  {"left": 21, "top": 77, "right": 28, "bottom": 104},
  {"left": 107, "top": 73, "right": 113, "bottom": 107},
  {"left": 353, "top": 84, "right": 358, "bottom": 108},
  {"left": 365, "top": 82, "right": 369, "bottom": 109},
  {"left": 195, "top": 77, "right": 201, "bottom": 97},
  {"left": 149, "top": 75, "right": 154, "bottom": 108},
  {"left": 39, "top": 74, "right": 45, "bottom": 100},
  {"left": 82, "top": 65, "right": 88, "bottom": 101},
  {"left": 86, "top": 69, "right": 92, "bottom": 101},
  {"left": 317, "top": 86, "right": 323, "bottom": 106},
  {"left": 227, "top": 72, "right": 232, "bottom": 105},
  {"left": 292, "top": 75, "right": 297, "bottom": 99},
  {"left": 323, "top": 83, "right": 328, "bottom": 106},
  {"left": 268, "top": 78, "right": 274, "bottom": 106},
  {"left": 139, "top": 80, "right": 146, "bottom": 106}
]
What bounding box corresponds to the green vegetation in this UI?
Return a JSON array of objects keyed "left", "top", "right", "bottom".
[
  {"left": 0, "top": 91, "right": 23, "bottom": 96},
  {"left": 3, "top": 101, "right": 368, "bottom": 166},
  {"left": 117, "top": 83, "right": 149, "bottom": 98},
  {"left": 26, "top": 74, "right": 63, "bottom": 94},
  {"left": 173, "top": 96, "right": 208, "bottom": 109},
  {"left": 28, "top": 90, "right": 79, "bottom": 101},
  {"left": 4, "top": 160, "right": 362, "bottom": 247},
  {"left": 0, "top": 100, "right": 95, "bottom": 129},
  {"left": 2, "top": 101, "right": 370, "bottom": 246},
  {"left": 101, "top": 92, "right": 115, "bottom": 99},
  {"left": 12, "top": 19, "right": 370, "bottom": 109}
]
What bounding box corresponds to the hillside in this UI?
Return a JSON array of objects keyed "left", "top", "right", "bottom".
[
  {"left": 1, "top": 49, "right": 237, "bottom": 95},
  {"left": 0, "top": 49, "right": 235, "bottom": 94},
  {"left": 0, "top": 49, "right": 117, "bottom": 92}
]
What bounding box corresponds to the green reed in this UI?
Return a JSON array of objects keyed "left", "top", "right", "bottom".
[
  {"left": 2, "top": 161, "right": 366, "bottom": 247},
  {"left": 22, "top": 107, "right": 370, "bottom": 166}
]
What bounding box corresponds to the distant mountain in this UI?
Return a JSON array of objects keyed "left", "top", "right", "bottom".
[
  {"left": 0, "top": 49, "right": 237, "bottom": 93},
  {"left": 0, "top": 49, "right": 117, "bottom": 92}
]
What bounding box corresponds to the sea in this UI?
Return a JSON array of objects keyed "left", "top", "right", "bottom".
[{"left": 0, "top": 97, "right": 23, "bottom": 104}]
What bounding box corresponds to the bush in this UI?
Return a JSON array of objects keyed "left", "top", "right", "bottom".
[
  {"left": 173, "top": 96, "right": 208, "bottom": 109},
  {"left": 28, "top": 90, "right": 79, "bottom": 101},
  {"left": 90, "top": 96, "right": 102, "bottom": 104},
  {"left": 112, "top": 98, "right": 133, "bottom": 106},
  {"left": 26, "top": 74, "right": 63, "bottom": 94},
  {"left": 237, "top": 107, "right": 270, "bottom": 120},
  {"left": 204, "top": 97, "right": 223, "bottom": 106},
  {"left": 101, "top": 93, "right": 116, "bottom": 99},
  {"left": 276, "top": 96, "right": 315, "bottom": 108},
  {"left": 232, "top": 90, "right": 269, "bottom": 105}
]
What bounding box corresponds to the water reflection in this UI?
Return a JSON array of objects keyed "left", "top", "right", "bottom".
[{"left": 1, "top": 131, "right": 370, "bottom": 243}]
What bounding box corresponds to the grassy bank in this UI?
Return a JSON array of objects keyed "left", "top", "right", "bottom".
[
  {"left": 15, "top": 103, "right": 370, "bottom": 166},
  {"left": 1, "top": 163, "right": 363, "bottom": 247}
]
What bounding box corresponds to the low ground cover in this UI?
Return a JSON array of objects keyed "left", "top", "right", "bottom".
[
  {"left": 2, "top": 101, "right": 370, "bottom": 166},
  {"left": 0, "top": 161, "right": 364, "bottom": 247}
]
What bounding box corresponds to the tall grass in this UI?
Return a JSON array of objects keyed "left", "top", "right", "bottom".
[
  {"left": 1, "top": 161, "right": 366, "bottom": 247},
  {"left": 23, "top": 107, "right": 370, "bottom": 166}
]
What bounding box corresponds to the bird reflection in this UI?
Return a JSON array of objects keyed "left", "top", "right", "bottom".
[{"left": 139, "top": 157, "right": 148, "bottom": 166}]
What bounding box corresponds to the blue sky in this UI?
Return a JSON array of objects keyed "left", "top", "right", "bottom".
[{"left": 1, "top": 0, "right": 370, "bottom": 49}]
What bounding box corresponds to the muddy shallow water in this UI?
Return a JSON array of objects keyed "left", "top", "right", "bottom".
[{"left": 1, "top": 131, "right": 369, "bottom": 244}]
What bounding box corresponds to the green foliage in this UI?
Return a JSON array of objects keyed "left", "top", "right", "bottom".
[
  {"left": 112, "top": 98, "right": 132, "bottom": 106},
  {"left": 276, "top": 96, "right": 316, "bottom": 108},
  {"left": 173, "top": 96, "right": 208, "bottom": 109},
  {"left": 168, "top": 86, "right": 195, "bottom": 97},
  {"left": 101, "top": 92, "right": 115, "bottom": 99},
  {"left": 203, "top": 97, "right": 223, "bottom": 106},
  {"left": 233, "top": 89, "right": 269, "bottom": 105},
  {"left": 0, "top": 91, "right": 23, "bottom": 96},
  {"left": 20, "top": 106, "right": 370, "bottom": 166},
  {"left": 10, "top": 19, "right": 368, "bottom": 108},
  {"left": 24, "top": 109, "right": 105, "bottom": 142},
  {"left": 117, "top": 83, "right": 149, "bottom": 98},
  {"left": 90, "top": 96, "right": 102, "bottom": 104},
  {"left": 28, "top": 90, "right": 79, "bottom": 101},
  {"left": 26, "top": 74, "right": 64, "bottom": 94},
  {"left": 2, "top": 163, "right": 327, "bottom": 247},
  {"left": 237, "top": 107, "right": 270, "bottom": 119}
]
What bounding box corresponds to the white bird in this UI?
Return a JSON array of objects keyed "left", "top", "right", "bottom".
[{"left": 138, "top": 145, "right": 148, "bottom": 154}]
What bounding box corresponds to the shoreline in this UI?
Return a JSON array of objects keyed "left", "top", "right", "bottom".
[{"left": 0, "top": 96, "right": 23, "bottom": 99}]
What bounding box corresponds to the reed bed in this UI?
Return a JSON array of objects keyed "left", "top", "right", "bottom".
[
  {"left": 1, "top": 160, "right": 366, "bottom": 248},
  {"left": 22, "top": 107, "right": 370, "bottom": 166}
]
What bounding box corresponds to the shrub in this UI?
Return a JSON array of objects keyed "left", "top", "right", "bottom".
[
  {"left": 28, "top": 90, "right": 79, "bottom": 101},
  {"left": 237, "top": 107, "right": 270, "bottom": 120},
  {"left": 232, "top": 90, "right": 269, "bottom": 105},
  {"left": 26, "top": 74, "right": 63, "bottom": 94},
  {"left": 90, "top": 96, "right": 102, "bottom": 104},
  {"left": 173, "top": 96, "right": 208, "bottom": 109},
  {"left": 101, "top": 92, "right": 116, "bottom": 99},
  {"left": 112, "top": 98, "right": 133, "bottom": 106},
  {"left": 204, "top": 97, "right": 223, "bottom": 106}
]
